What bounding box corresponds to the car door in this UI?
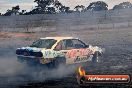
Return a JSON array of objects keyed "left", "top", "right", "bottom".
[
  {"left": 54, "top": 39, "right": 76, "bottom": 64},
  {"left": 54, "top": 39, "right": 93, "bottom": 64},
  {"left": 66, "top": 39, "right": 93, "bottom": 64}
]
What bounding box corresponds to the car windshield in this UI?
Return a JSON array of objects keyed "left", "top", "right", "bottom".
[{"left": 30, "top": 39, "right": 57, "bottom": 49}]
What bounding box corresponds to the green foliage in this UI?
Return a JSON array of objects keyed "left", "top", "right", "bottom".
[
  {"left": 3, "top": 0, "right": 132, "bottom": 15},
  {"left": 74, "top": 5, "right": 85, "bottom": 12},
  {"left": 4, "top": 5, "right": 20, "bottom": 16},
  {"left": 113, "top": 2, "right": 132, "bottom": 10},
  {"left": 87, "top": 1, "right": 108, "bottom": 11},
  {"left": 26, "top": 0, "right": 71, "bottom": 14}
]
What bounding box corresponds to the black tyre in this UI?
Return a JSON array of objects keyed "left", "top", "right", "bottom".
[
  {"left": 53, "top": 57, "right": 66, "bottom": 68},
  {"left": 17, "top": 56, "right": 25, "bottom": 63},
  {"left": 79, "top": 76, "right": 86, "bottom": 85},
  {"left": 17, "top": 56, "right": 40, "bottom": 67},
  {"left": 92, "top": 52, "right": 99, "bottom": 63}
]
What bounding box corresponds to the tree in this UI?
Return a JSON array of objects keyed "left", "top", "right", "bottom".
[
  {"left": 33, "top": 0, "right": 54, "bottom": 14},
  {"left": 54, "top": 0, "right": 62, "bottom": 12},
  {"left": 46, "top": 7, "right": 55, "bottom": 14},
  {"left": 19, "top": 10, "right": 26, "bottom": 15},
  {"left": 12, "top": 5, "right": 20, "bottom": 14},
  {"left": 4, "top": 9, "right": 13, "bottom": 16},
  {"left": 59, "top": 6, "right": 70, "bottom": 13},
  {"left": 87, "top": 1, "right": 108, "bottom": 11},
  {"left": 54, "top": 0, "right": 70, "bottom": 13},
  {"left": 74, "top": 5, "right": 85, "bottom": 12},
  {"left": 113, "top": 2, "right": 132, "bottom": 10},
  {"left": 27, "top": 0, "right": 70, "bottom": 14},
  {"left": 4, "top": 5, "right": 20, "bottom": 16}
]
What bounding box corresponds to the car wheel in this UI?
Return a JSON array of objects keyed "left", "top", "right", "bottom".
[
  {"left": 92, "top": 52, "right": 99, "bottom": 63},
  {"left": 17, "top": 56, "right": 25, "bottom": 63},
  {"left": 79, "top": 76, "right": 86, "bottom": 85},
  {"left": 53, "top": 57, "right": 66, "bottom": 68}
]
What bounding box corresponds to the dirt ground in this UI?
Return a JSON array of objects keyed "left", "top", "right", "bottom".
[{"left": 0, "top": 28, "right": 132, "bottom": 88}]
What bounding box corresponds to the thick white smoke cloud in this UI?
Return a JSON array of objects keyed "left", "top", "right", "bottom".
[
  {"left": 0, "top": 58, "right": 26, "bottom": 76},
  {"left": 0, "top": 56, "right": 78, "bottom": 86}
]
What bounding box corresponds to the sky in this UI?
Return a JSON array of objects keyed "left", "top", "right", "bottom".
[{"left": 0, "top": 0, "right": 132, "bottom": 14}]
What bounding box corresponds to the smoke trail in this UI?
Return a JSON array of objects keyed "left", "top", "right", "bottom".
[{"left": 0, "top": 56, "right": 79, "bottom": 87}]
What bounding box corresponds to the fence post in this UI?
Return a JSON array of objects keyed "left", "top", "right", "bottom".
[
  {"left": 112, "top": 23, "right": 114, "bottom": 29},
  {"left": 97, "top": 23, "right": 99, "bottom": 30},
  {"left": 128, "top": 20, "right": 130, "bottom": 27}
]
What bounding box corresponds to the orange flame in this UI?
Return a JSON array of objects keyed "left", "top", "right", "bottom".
[{"left": 78, "top": 66, "right": 86, "bottom": 76}]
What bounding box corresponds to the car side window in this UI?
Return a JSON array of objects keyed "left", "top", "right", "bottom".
[
  {"left": 54, "top": 40, "right": 66, "bottom": 50},
  {"left": 72, "top": 39, "right": 86, "bottom": 49},
  {"left": 54, "top": 39, "right": 76, "bottom": 50},
  {"left": 65, "top": 39, "right": 74, "bottom": 50},
  {"left": 54, "top": 39, "right": 86, "bottom": 50}
]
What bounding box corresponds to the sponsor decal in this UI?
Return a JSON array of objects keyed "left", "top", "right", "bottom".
[
  {"left": 43, "top": 51, "right": 60, "bottom": 57},
  {"left": 74, "top": 55, "right": 93, "bottom": 63},
  {"left": 66, "top": 49, "right": 93, "bottom": 63},
  {"left": 66, "top": 49, "right": 93, "bottom": 59}
]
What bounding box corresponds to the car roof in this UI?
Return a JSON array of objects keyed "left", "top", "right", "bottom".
[{"left": 40, "top": 37, "right": 78, "bottom": 40}]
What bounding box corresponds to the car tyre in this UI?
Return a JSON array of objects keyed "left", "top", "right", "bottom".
[
  {"left": 92, "top": 51, "right": 99, "bottom": 63},
  {"left": 53, "top": 57, "right": 66, "bottom": 68}
]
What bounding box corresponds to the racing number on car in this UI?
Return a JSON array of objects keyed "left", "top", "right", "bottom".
[{"left": 66, "top": 48, "right": 93, "bottom": 64}]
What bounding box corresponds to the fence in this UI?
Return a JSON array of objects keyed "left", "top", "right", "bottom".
[{"left": 0, "top": 8, "right": 132, "bottom": 32}]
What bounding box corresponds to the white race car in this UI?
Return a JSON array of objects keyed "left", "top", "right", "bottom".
[{"left": 16, "top": 37, "right": 104, "bottom": 67}]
